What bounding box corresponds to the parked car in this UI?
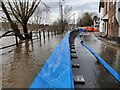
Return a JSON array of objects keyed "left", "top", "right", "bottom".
[
  {"left": 84, "top": 26, "right": 99, "bottom": 32},
  {"left": 84, "top": 26, "right": 94, "bottom": 32}
]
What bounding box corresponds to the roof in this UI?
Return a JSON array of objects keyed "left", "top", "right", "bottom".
[{"left": 101, "top": 14, "right": 108, "bottom": 21}]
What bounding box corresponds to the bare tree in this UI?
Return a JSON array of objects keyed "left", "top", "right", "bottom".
[
  {"left": 8, "top": 0, "right": 40, "bottom": 38},
  {"left": 64, "top": 5, "right": 72, "bottom": 22},
  {"left": 63, "top": 5, "right": 72, "bottom": 31},
  {"left": 1, "top": 2, "right": 25, "bottom": 40},
  {"left": 33, "top": 2, "right": 50, "bottom": 25},
  {"left": 1, "top": 0, "right": 40, "bottom": 39}
]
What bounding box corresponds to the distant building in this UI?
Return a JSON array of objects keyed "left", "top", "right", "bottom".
[
  {"left": 99, "top": 0, "right": 120, "bottom": 42},
  {"left": 93, "top": 17, "right": 100, "bottom": 28}
]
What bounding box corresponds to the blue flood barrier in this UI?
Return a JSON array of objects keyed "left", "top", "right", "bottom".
[
  {"left": 80, "top": 41, "right": 120, "bottom": 83},
  {"left": 29, "top": 32, "right": 74, "bottom": 88},
  {"left": 79, "top": 28, "right": 84, "bottom": 32}
]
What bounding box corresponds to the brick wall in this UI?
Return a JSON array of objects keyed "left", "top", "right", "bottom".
[{"left": 107, "top": 2, "right": 119, "bottom": 41}]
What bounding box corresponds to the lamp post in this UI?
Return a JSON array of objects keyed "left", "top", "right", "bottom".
[
  {"left": 59, "top": 0, "right": 64, "bottom": 34},
  {"left": 73, "top": 13, "right": 76, "bottom": 29}
]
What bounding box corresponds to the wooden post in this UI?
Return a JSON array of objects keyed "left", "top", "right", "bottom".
[
  {"left": 43, "top": 31, "right": 45, "bottom": 43},
  {"left": 30, "top": 32, "right": 33, "bottom": 43},
  {"left": 43, "top": 31, "right": 45, "bottom": 37},
  {"left": 48, "top": 31, "right": 49, "bottom": 37},
  {"left": 54, "top": 30, "right": 56, "bottom": 35},
  {"left": 39, "top": 31, "right": 41, "bottom": 46},
  {"left": 39, "top": 31, "right": 41, "bottom": 41},
  {"left": 15, "top": 33, "right": 18, "bottom": 47}
]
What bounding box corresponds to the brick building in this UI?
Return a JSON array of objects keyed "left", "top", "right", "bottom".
[{"left": 99, "top": 0, "right": 120, "bottom": 42}]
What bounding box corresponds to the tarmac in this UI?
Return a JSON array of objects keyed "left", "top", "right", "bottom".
[{"left": 70, "top": 31, "right": 120, "bottom": 88}]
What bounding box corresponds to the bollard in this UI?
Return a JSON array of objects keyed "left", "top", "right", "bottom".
[{"left": 15, "top": 33, "right": 18, "bottom": 47}]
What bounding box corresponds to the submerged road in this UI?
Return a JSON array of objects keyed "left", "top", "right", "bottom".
[
  {"left": 1, "top": 32, "right": 64, "bottom": 88},
  {"left": 73, "top": 32, "right": 120, "bottom": 88}
]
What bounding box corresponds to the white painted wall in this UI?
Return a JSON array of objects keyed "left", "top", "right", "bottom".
[{"left": 99, "top": 7, "right": 104, "bottom": 32}]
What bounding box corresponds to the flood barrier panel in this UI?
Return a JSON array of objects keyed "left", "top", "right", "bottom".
[{"left": 29, "top": 32, "right": 74, "bottom": 88}]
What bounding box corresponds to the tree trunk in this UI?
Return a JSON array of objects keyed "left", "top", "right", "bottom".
[
  {"left": 1, "top": 2, "right": 25, "bottom": 40},
  {"left": 11, "top": 23, "right": 25, "bottom": 40},
  {"left": 22, "top": 24, "right": 30, "bottom": 39}
]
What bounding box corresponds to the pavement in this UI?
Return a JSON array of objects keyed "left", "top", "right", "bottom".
[{"left": 94, "top": 32, "right": 120, "bottom": 47}]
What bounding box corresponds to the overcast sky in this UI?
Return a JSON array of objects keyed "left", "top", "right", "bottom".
[
  {"left": 0, "top": 0, "right": 100, "bottom": 24},
  {"left": 41, "top": 0, "right": 100, "bottom": 24}
]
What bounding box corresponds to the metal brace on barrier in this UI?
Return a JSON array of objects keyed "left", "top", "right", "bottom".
[
  {"left": 72, "top": 63, "right": 80, "bottom": 68},
  {"left": 74, "top": 75, "right": 85, "bottom": 85}
]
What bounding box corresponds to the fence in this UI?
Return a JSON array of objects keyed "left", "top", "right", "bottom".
[{"left": 0, "top": 30, "right": 58, "bottom": 50}]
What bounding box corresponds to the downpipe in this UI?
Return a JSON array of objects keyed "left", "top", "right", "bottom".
[{"left": 102, "top": 21, "right": 108, "bottom": 38}]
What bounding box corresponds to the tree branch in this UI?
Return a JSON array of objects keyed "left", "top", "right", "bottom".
[
  {"left": 19, "top": 0, "right": 24, "bottom": 17},
  {"left": 13, "top": 1, "right": 23, "bottom": 20},
  {"left": 8, "top": 1, "right": 22, "bottom": 23},
  {"left": 25, "top": 0, "right": 29, "bottom": 16},
  {"left": 1, "top": 2, "right": 12, "bottom": 23},
  {"left": 27, "top": 1, "right": 40, "bottom": 20}
]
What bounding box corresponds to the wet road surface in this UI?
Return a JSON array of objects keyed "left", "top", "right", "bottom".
[
  {"left": 73, "top": 32, "right": 120, "bottom": 88},
  {"left": 1, "top": 30, "right": 120, "bottom": 88},
  {"left": 81, "top": 32, "right": 120, "bottom": 74},
  {"left": 1, "top": 31, "right": 64, "bottom": 88}
]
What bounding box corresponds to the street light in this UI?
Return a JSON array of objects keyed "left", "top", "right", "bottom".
[{"left": 59, "top": 0, "right": 65, "bottom": 34}]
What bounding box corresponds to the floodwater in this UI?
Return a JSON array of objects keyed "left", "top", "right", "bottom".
[
  {"left": 0, "top": 30, "right": 64, "bottom": 88},
  {"left": 73, "top": 32, "right": 120, "bottom": 88}
]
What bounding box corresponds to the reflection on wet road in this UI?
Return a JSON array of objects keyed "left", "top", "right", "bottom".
[
  {"left": 1, "top": 32, "right": 63, "bottom": 88},
  {"left": 81, "top": 32, "right": 120, "bottom": 74},
  {"left": 74, "top": 32, "right": 120, "bottom": 88}
]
